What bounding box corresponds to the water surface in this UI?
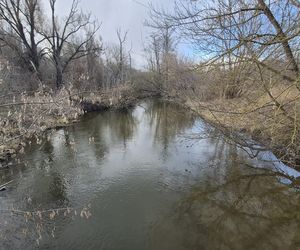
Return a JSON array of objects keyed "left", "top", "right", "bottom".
[{"left": 1, "top": 100, "right": 300, "bottom": 250}]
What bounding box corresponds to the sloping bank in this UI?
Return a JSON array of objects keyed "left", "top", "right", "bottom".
[
  {"left": 0, "top": 85, "right": 143, "bottom": 166},
  {"left": 165, "top": 93, "right": 300, "bottom": 171}
]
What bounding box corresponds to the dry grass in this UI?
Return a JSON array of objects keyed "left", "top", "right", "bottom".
[
  {"left": 0, "top": 84, "right": 139, "bottom": 164},
  {"left": 180, "top": 84, "right": 300, "bottom": 168}
]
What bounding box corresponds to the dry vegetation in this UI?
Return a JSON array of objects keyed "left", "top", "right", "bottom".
[
  {"left": 147, "top": 0, "right": 300, "bottom": 169},
  {"left": 0, "top": 0, "right": 299, "bottom": 171},
  {"left": 0, "top": 84, "right": 140, "bottom": 162},
  {"left": 0, "top": 0, "right": 146, "bottom": 162}
]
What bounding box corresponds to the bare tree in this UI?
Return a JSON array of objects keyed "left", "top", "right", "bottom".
[
  {"left": 0, "top": 0, "right": 44, "bottom": 75},
  {"left": 150, "top": 0, "right": 300, "bottom": 90},
  {"left": 148, "top": 34, "right": 162, "bottom": 74},
  {"left": 85, "top": 34, "right": 104, "bottom": 88},
  {"left": 116, "top": 28, "right": 128, "bottom": 85},
  {"left": 149, "top": 0, "right": 300, "bottom": 168},
  {"left": 42, "top": 0, "right": 100, "bottom": 88},
  {"left": 145, "top": 21, "right": 177, "bottom": 92},
  {"left": 102, "top": 29, "right": 132, "bottom": 88},
  {"left": 257, "top": 0, "right": 299, "bottom": 77}
]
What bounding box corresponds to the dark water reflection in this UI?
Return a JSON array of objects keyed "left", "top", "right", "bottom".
[{"left": 0, "top": 100, "right": 300, "bottom": 250}]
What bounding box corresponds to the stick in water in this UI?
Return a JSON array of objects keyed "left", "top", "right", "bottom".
[{"left": 0, "top": 180, "right": 13, "bottom": 190}]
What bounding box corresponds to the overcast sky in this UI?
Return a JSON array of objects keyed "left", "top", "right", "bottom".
[{"left": 46, "top": 0, "right": 176, "bottom": 68}]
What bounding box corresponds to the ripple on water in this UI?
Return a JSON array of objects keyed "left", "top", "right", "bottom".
[{"left": 1, "top": 100, "right": 300, "bottom": 250}]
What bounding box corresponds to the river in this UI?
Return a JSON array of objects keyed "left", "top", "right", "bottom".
[{"left": 1, "top": 100, "right": 300, "bottom": 249}]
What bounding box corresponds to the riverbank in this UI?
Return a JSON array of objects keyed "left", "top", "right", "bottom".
[
  {"left": 2, "top": 84, "right": 298, "bottom": 171},
  {"left": 0, "top": 85, "right": 145, "bottom": 165},
  {"left": 167, "top": 86, "right": 300, "bottom": 170},
  {"left": 3, "top": 99, "right": 299, "bottom": 250}
]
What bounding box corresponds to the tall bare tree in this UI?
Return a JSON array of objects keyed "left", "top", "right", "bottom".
[
  {"left": 42, "top": 0, "right": 100, "bottom": 88},
  {"left": 86, "top": 34, "right": 103, "bottom": 88},
  {"left": 116, "top": 28, "right": 128, "bottom": 85},
  {"left": 145, "top": 21, "right": 177, "bottom": 92},
  {"left": 150, "top": 0, "right": 300, "bottom": 90},
  {"left": 0, "top": 0, "right": 44, "bottom": 74}
]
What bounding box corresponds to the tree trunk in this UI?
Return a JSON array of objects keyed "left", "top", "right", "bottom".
[
  {"left": 56, "top": 67, "right": 63, "bottom": 89},
  {"left": 257, "top": 0, "right": 299, "bottom": 77},
  {"left": 29, "top": 45, "right": 40, "bottom": 75},
  {"left": 55, "top": 58, "right": 64, "bottom": 88}
]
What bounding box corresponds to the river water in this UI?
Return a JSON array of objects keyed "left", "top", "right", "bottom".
[{"left": 1, "top": 100, "right": 300, "bottom": 250}]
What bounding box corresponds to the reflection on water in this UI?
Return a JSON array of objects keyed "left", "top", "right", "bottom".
[
  {"left": 151, "top": 142, "right": 300, "bottom": 250},
  {"left": 147, "top": 101, "right": 195, "bottom": 140},
  {"left": 0, "top": 99, "right": 300, "bottom": 250}
]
